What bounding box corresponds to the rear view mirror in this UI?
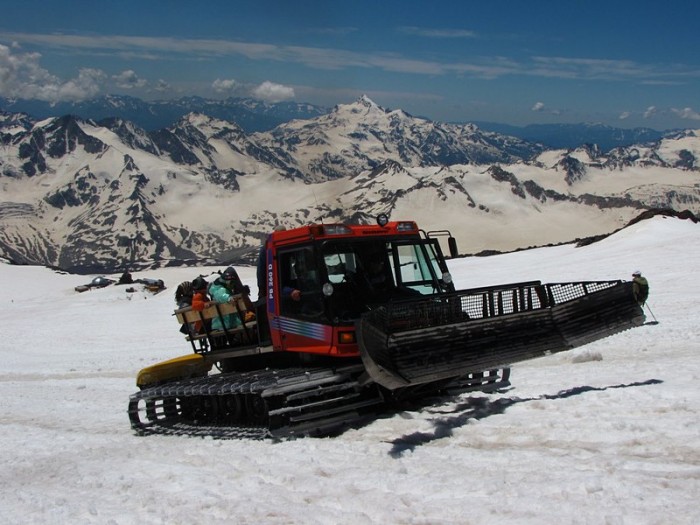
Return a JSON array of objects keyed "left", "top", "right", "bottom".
[{"left": 448, "top": 236, "right": 458, "bottom": 258}]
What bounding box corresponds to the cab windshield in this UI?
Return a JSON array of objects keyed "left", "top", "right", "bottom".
[{"left": 321, "top": 238, "right": 450, "bottom": 321}]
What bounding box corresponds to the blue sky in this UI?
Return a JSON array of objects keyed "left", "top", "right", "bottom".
[{"left": 1, "top": 0, "right": 699, "bottom": 129}]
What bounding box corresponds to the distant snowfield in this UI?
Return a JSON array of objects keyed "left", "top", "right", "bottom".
[{"left": 1, "top": 216, "right": 698, "bottom": 524}]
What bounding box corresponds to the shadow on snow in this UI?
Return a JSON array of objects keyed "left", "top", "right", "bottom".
[{"left": 387, "top": 378, "right": 664, "bottom": 458}]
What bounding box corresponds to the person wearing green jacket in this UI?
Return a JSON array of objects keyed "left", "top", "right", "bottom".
[
  {"left": 632, "top": 270, "right": 649, "bottom": 306},
  {"left": 208, "top": 267, "right": 248, "bottom": 331}
]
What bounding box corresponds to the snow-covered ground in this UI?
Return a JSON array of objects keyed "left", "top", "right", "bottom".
[{"left": 1, "top": 215, "right": 698, "bottom": 524}]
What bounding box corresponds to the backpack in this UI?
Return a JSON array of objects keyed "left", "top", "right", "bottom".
[
  {"left": 175, "top": 281, "right": 193, "bottom": 307},
  {"left": 638, "top": 283, "right": 649, "bottom": 303},
  {"left": 634, "top": 277, "right": 649, "bottom": 304}
]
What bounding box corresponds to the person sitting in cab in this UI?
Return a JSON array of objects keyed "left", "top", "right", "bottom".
[{"left": 281, "top": 249, "right": 324, "bottom": 318}]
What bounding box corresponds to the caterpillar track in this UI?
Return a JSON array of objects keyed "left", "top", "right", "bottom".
[
  {"left": 129, "top": 364, "right": 377, "bottom": 438},
  {"left": 128, "top": 364, "right": 512, "bottom": 438}
]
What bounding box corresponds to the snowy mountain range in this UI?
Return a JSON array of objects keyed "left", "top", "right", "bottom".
[
  {"left": 472, "top": 121, "right": 666, "bottom": 151},
  {"left": 0, "top": 94, "right": 327, "bottom": 133},
  {"left": 1, "top": 96, "right": 699, "bottom": 273},
  {"left": 0, "top": 94, "right": 675, "bottom": 149}
]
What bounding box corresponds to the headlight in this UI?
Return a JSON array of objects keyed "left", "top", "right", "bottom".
[
  {"left": 442, "top": 272, "right": 453, "bottom": 284},
  {"left": 322, "top": 283, "right": 334, "bottom": 296}
]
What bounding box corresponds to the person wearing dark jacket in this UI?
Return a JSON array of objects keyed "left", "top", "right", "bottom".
[
  {"left": 632, "top": 270, "right": 649, "bottom": 306},
  {"left": 175, "top": 280, "right": 193, "bottom": 309}
]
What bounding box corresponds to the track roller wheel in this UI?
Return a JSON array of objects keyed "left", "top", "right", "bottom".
[
  {"left": 220, "top": 395, "right": 245, "bottom": 423},
  {"left": 245, "top": 394, "right": 269, "bottom": 425},
  {"left": 203, "top": 396, "right": 220, "bottom": 422}
]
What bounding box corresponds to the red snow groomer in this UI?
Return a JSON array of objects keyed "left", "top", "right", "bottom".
[{"left": 129, "top": 215, "right": 645, "bottom": 438}]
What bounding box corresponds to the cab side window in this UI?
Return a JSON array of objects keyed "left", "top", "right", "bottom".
[{"left": 278, "top": 248, "right": 324, "bottom": 320}]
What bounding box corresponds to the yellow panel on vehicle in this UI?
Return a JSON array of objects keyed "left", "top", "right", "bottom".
[{"left": 136, "top": 353, "right": 212, "bottom": 388}]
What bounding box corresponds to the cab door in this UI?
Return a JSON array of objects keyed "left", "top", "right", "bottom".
[{"left": 274, "top": 246, "right": 332, "bottom": 354}]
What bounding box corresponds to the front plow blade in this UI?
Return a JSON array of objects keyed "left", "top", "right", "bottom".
[{"left": 358, "top": 280, "right": 645, "bottom": 390}]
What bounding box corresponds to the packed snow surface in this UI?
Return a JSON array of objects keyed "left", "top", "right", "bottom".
[{"left": 1, "top": 216, "right": 698, "bottom": 524}]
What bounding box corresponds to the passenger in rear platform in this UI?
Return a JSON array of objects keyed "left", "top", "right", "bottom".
[
  {"left": 191, "top": 277, "right": 211, "bottom": 311},
  {"left": 208, "top": 267, "right": 255, "bottom": 331},
  {"left": 190, "top": 277, "right": 211, "bottom": 334},
  {"left": 175, "top": 280, "right": 194, "bottom": 309}
]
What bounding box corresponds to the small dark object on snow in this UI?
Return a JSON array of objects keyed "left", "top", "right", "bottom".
[
  {"left": 74, "top": 276, "right": 115, "bottom": 292},
  {"left": 119, "top": 271, "right": 134, "bottom": 285},
  {"left": 136, "top": 278, "right": 166, "bottom": 294}
]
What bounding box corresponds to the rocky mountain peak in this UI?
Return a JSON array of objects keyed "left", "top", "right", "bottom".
[
  {"left": 0, "top": 111, "right": 33, "bottom": 134},
  {"left": 174, "top": 112, "right": 245, "bottom": 139},
  {"left": 331, "top": 96, "right": 388, "bottom": 120},
  {"left": 358, "top": 94, "right": 379, "bottom": 108},
  {"left": 368, "top": 159, "right": 406, "bottom": 178}
]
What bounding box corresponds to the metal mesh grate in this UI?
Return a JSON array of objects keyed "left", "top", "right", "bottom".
[{"left": 366, "top": 280, "right": 622, "bottom": 332}]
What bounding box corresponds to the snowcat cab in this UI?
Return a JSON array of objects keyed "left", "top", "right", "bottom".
[{"left": 261, "top": 218, "right": 456, "bottom": 358}]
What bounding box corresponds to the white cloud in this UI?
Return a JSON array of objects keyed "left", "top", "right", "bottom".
[
  {"left": 644, "top": 106, "right": 657, "bottom": 119},
  {"left": 252, "top": 81, "right": 295, "bottom": 103},
  {"left": 112, "top": 70, "right": 147, "bottom": 89},
  {"left": 212, "top": 78, "right": 237, "bottom": 93},
  {"left": 2, "top": 30, "right": 700, "bottom": 84},
  {"left": 154, "top": 79, "right": 170, "bottom": 92},
  {"left": 531, "top": 102, "right": 545, "bottom": 112},
  {"left": 0, "top": 44, "right": 105, "bottom": 102},
  {"left": 671, "top": 107, "right": 700, "bottom": 121},
  {"left": 398, "top": 26, "right": 477, "bottom": 39},
  {"left": 309, "top": 27, "right": 358, "bottom": 36},
  {"left": 54, "top": 68, "right": 105, "bottom": 100},
  {"left": 619, "top": 111, "right": 630, "bottom": 120}
]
